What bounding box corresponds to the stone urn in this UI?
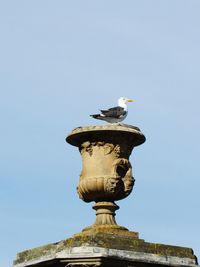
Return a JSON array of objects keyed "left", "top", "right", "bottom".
[{"left": 66, "top": 124, "right": 145, "bottom": 231}]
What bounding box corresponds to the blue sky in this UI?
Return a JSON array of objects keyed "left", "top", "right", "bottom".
[{"left": 0, "top": 1, "right": 200, "bottom": 266}]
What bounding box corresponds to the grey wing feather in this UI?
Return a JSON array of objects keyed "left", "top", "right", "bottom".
[{"left": 100, "top": 106, "right": 125, "bottom": 118}]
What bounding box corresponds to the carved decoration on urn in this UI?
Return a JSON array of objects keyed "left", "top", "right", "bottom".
[
  {"left": 77, "top": 140, "right": 135, "bottom": 202},
  {"left": 66, "top": 124, "right": 145, "bottom": 230}
]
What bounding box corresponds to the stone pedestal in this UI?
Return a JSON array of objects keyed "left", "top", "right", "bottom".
[
  {"left": 14, "top": 230, "right": 198, "bottom": 267},
  {"left": 13, "top": 124, "right": 199, "bottom": 267}
]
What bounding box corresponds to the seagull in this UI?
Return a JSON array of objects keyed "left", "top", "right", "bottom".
[{"left": 90, "top": 97, "right": 134, "bottom": 123}]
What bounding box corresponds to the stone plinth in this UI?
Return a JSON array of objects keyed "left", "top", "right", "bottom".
[{"left": 14, "top": 230, "right": 199, "bottom": 267}]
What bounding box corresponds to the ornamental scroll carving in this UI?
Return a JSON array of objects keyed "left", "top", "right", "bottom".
[
  {"left": 80, "top": 141, "right": 121, "bottom": 157},
  {"left": 111, "top": 158, "right": 135, "bottom": 197},
  {"left": 80, "top": 141, "right": 134, "bottom": 158},
  {"left": 66, "top": 263, "right": 102, "bottom": 267},
  {"left": 77, "top": 141, "right": 135, "bottom": 202}
]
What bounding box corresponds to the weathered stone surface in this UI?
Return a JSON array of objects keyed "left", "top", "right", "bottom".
[
  {"left": 14, "top": 231, "right": 198, "bottom": 267},
  {"left": 66, "top": 124, "right": 145, "bottom": 148},
  {"left": 66, "top": 124, "right": 145, "bottom": 227},
  {"left": 66, "top": 124, "right": 145, "bottom": 202},
  {"left": 13, "top": 124, "right": 199, "bottom": 267}
]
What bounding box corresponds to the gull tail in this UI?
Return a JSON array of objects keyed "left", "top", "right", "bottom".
[{"left": 90, "top": 114, "right": 104, "bottom": 120}]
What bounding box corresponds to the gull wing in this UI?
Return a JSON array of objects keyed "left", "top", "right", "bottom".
[{"left": 100, "top": 106, "right": 126, "bottom": 118}]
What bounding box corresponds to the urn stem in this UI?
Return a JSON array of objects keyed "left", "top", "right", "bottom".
[{"left": 93, "top": 202, "right": 119, "bottom": 225}]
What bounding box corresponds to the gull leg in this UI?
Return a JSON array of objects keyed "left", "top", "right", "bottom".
[{"left": 111, "top": 122, "right": 125, "bottom": 126}]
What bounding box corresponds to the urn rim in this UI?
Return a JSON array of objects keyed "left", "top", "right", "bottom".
[{"left": 66, "top": 124, "right": 146, "bottom": 148}]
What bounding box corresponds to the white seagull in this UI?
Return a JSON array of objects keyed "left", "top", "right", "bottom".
[{"left": 90, "top": 97, "right": 134, "bottom": 123}]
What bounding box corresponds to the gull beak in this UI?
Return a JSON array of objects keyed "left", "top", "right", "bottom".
[{"left": 127, "top": 99, "right": 134, "bottom": 102}]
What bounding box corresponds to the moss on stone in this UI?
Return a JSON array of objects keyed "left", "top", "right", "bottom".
[
  {"left": 14, "top": 230, "right": 196, "bottom": 265},
  {"left": 14, "top": 243, "right": 57, "bottom": 264}
]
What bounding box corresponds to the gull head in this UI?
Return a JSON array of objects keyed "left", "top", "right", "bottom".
[{"left": 118, "top": 97, "right": 134, "bottom": 107}]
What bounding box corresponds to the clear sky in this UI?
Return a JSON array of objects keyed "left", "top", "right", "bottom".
[{"left": 0, "top": 1, "right": 200, "bottom": 266}]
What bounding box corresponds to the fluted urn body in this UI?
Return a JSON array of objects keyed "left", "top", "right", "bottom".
[{"left": 66, "top": 124, "right": 145, "bottom": 229}]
